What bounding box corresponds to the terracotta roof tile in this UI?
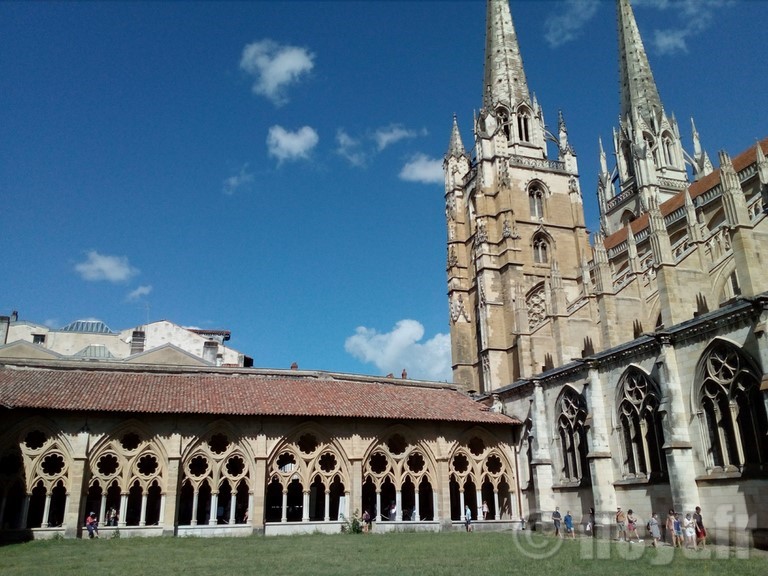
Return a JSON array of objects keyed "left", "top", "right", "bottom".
[
  {"left": 604, "top": 138, "right": 768, "bottom": 251},
  {"left": 0, "top": 363, "right": 516, "bottom": 425}
]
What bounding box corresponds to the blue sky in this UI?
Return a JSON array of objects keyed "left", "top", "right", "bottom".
[{"left": 1, "top": 0, "right": 765, "bottom": 381}]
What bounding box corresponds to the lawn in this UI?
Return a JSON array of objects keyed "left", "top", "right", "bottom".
[{"left": 0, "top": 532, "right": 765, "bottom": 576}]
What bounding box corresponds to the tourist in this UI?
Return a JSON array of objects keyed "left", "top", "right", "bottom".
[
  {"left": 586, "top": 507, "right": 595, "bottom": 537},
  {"left": 673, "top": 513, "right": 683, "bottom": 548},
  {"left": 665, "top": 509, "right": 676, "bottom": 546},
  {"left": 693, "top": 506, "right": 707, "bottom": 549},
  {"left": 552, "top": 506, "right": 562, "bottom": 537},
  {"left": 648, "top": 513, "right": 661, "bottom": 547},
  {"left": 107, "top": 506, "right": 118, "bottom": 527},
  {"left": 85, "top": 511, "right": 99, "bottom": 539},
  {"left": 464, "top": 504, "right": 473, "bottom": 532},
  {"left": 626, "top": 509, "right": 642, "bottom": 543},
  {"left": 615, "top": 506, "right": 627, "bottom": 541},
  {"left": 564, "top": 510, "right": 575, "bottom": 539},
  {"left": 389, "top": 501, "right": 396, "bottom": 521},
  {"left": 683, "top": 513, "right": 696, "bottom": 549},
  {"left": 362, "top": 509, "right": 371, "bottom": 533},
  {"left": 482, "top": 500, "right": 489, "bottom": 520}
]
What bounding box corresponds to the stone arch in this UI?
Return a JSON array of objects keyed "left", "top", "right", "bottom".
[
  {"left": 362, "top": 426, "right": 439, "bottom": 522},
  {"left": 692, "top": 338, "right": 768, "bottom": 473},
  {"left": 613, "top": 365, "right": 667, "bottom": 479},
  {"left": 553, "top": 385, "right": 590, "bottom": 484},
  {"left": 447, "top": 429, "right": 515, "bottom": 521},
  {"left": 178, "top": 422, "right": 255, "bottom": 526},
  {"left": 527, "top": 179, "right": 548, "bottom": 220},
  {"left": 265, "top": 423, "right": 351, "bottom": 523}
]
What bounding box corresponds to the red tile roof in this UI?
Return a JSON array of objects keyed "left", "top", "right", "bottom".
[
  {"left": 604, "top": 138, "right": 768, "bottom": 251},
  {"left": 0, "top": 361, "right": 516, "bottom": 425}
]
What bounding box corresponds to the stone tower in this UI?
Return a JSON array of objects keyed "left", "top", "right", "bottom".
[
  {"left": 444, "top": 0, "right": 591, "bottom": 393},
  {"left": 597, "top": 0, "right": 712, "bottom": 237}
]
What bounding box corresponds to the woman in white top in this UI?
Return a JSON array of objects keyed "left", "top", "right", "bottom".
[{"left": 683, "top": 513, "right": 696, "bottom": 549}]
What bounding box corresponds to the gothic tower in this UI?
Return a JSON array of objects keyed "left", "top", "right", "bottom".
[
  {"left": 597, "top": 0, "right": 713, "bottom": 236},
  {"left": 444, "top": 0, "right": 591, "bottom": 393}
]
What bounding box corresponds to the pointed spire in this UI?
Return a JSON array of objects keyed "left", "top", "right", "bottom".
[
  {"left": 599, "top": 137, "right": 608, "bottom": 175},
  {"left": 483, "top": 0, "right": 530, "bottom": 110},
  {"left": 446, "top": 114, "right": 466, "bottom": 158},
  {"left": 617, "top": 0, "right": 663, "bottom": 125}
]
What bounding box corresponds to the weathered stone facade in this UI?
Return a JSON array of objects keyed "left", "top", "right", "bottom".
[{"left": 445, "top": 0, "right": 768, "bottom": 547}]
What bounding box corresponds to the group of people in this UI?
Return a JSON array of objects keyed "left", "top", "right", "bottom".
[
  {"left": 551, "top": 507, "right": 576, "bottom": 539},
  {"left": 549, "top": 504, "right": 707, "bottom": 549},
  {"left": 615, "top": 505, "right": 707, "bottom": 548}
]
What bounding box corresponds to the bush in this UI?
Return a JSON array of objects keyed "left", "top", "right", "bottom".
[{"left": 340, "top": 510, "right": 363, "bottom": 534}]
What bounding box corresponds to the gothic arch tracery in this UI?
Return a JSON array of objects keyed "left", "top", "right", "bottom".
[{"left": 694, "top": 339, "right": 768, "bottom": 474}]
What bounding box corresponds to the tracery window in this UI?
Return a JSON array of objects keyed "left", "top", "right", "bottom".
[
  {"left": 525, "top": 283, "right": 547, "bottom": 331},
  {"left": 87, "top": 431, "right": 166, "bottom": 528},
  {"left": 696, "top": 341, "right": 768, "bottom": 473},
  {"left": 266, "top": 431, "right": 348, "bottom": 524},
  {"left": 179, "top": 432, "right": 250, "bottom": 526},
  {"left": 529, "top": 183, "right": 545, "bottom": 219},
  {"left": 496, "top": 106, "right": 510, "bottom": 140},
  {"left": 448, "top": 436, "right": 514, "bottom": 522},
  {"left": 662, "top": 133, "right": 676, "bottom": 166},
  {"left": 616, "top": 368, "right": 667, "bottom": 479},
  {"left": 556, "top": 387, "right": 589, "bottom": 484},
  {"left": 363, "top": 433, "right": 436, "bottom": 522}
]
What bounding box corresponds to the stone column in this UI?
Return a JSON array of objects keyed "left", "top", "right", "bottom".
[
  {"left": 656, "top": 336, "right": 700, "bottom": 512},
  {"left": 459, "top": 490, "right": 466, "bottom": 521},
  {"left": 493, "top": 491, "right": 500, "bottom": 520},
  {"left": 251, "top": 458, "right": 266, "bottom": 531},
  {"left": 208, "top": 492, "right": 217, "bottom": 525},
  {"left": 42, "top": 492, "right": 52, "bottom": 528},
  {"left": 190, "top": 491, "right": 198, "bottom": 526},
  {"left": 395, "top": 490, "right": 402, "bottom": 521},
  {"left": 529, "top": 381, "right": 555, "bottom": 529},
  {"left": 20, "top": 494, "right": 30, "bottom": 529},
  {"left": 228, "top": 492, "right": 236, "bottom": 525},
  {"left": 99, "top": 493, "right": 107, "bottom": 525},
  {"left": 301, "top": 491, "right": 310, "bottom": 521},
  {"left": 65, "top": 452, "right": 90, "bottom": 538},
  {"left": 162, "top": 455, "right": 182, "bottom": 535},
  {"left": 118, "top": 493, "right": 128, "bottom": 527},
  {"left": 375, "top": 491, "right": 381, "bottom": 522},
  {"left": 585, "top": 364, "right": 618, "bottom": 536},
  {"left": 280, "top": 490, "right": 287, "bottom": 523},
  {"left": 139, "top": 493, "right": 147, "bottom": 526},
  {"left": 323, "top": 491, "right": 330, "bottom": 522}
]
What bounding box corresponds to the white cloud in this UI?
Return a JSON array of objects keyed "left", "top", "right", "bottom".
[
  {"left": 267, "top": 125, "right": 319, "bottom": 163},
  {"left": 222, "top": 164, "right": 254, "bottom": 195},
  {"left": 344, "top": 319, "right": 452, "bottom": 381},
  {"left": 240, "top": 39, "right": 315, "bottom": 106},
  {"left": 335, "top": 129, "right": 366, "bottom": 166},
  {"left": 373, "top": 124, "right": 418, "bottom": 151},
  {"left": 399, "top": 153, "right": 443, "bottom": 184},
  {"left": 635, "top": 0, "right": 732, "bottom": 55},
  {"left": 127, "top": 285, "right": 153, "bottom": 301},
  {"left": 75, "top": 251, "right": 139, "bottom": 283},
  {"left": 544, "top": 0, "right": 600, "bottom": 48}
]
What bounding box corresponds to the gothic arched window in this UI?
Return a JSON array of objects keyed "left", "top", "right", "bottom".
[
  {"left": 533, "top": 235, "right": 549, "bottom": 264},
  {"left": 556, "top": 387, "right": 590, "bottom": 484},
  {"left": 529, "top": 183, "right": 545, "bottom": 220},
  {"left": 696, "top": 341, "right": 768, "bottom": 473},
  {"left": 662, "top": 133, "right": 676, "bottom": 167},
  {"left": 496, "top": 106, "right": 510, "bottom": 140},
  {"left": 517, "top": 107, "right": 531, "bottom": 142},
  {"left": 616, "top": 368, "right": 667, "bottom": 480}
]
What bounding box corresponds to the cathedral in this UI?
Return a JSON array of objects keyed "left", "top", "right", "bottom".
[
  {"left": 445, "top": 0, "right": 767, "bottom": 548},
  {"left": 0, "top": 0, "right": 766, "bottom": 548}
]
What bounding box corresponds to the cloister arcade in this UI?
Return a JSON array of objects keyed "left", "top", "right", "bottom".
[{"left": 0, "top": 418, "right": 518, "bottom": 538}]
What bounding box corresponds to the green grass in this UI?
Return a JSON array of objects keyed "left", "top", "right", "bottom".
[{"left": 0, "top": 532, "right": 765, "bottom": 576}]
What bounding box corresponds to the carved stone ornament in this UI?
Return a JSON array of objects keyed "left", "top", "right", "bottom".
[
  {"left": 450, "top": 294, "right": 470, "bottom": 324},
  {"left": 445, "top": 195, "right": 456, "bottom": 221},
  {"left": 476, "top": 218, "right": 488, "bottom": 243},
  {"left": 447, "top": 247, "right": 458, "bottom": 269}
]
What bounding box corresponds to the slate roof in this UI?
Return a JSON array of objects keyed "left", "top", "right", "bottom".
[{"left": 0, "top": 361, "right": 516, "bottom": 425}]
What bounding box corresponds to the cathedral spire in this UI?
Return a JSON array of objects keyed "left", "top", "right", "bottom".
[
  {"left": 483, "top": 0, "right": 530, "bottom": 110},
  {"left": 446, "top": 114, "right": 466, "bottom": 158},
  {"left": 617, "top": 0, "right": 662, "bottom": 125}
]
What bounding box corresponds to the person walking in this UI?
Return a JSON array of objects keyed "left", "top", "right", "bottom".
[
  {"left": 552, "top": 506, "right": 562, "bottom": 538},
  {"left": 626, "top": 509, "right": 642, "bottom": 543},
  {"left": 648, "top": 513, "right": 661, "bottom": 547},
  {"left": 615, "top": 506, "right": 627, "bottom": 541},
  {"left": 464, "top": 504, "right": 473, "bottom": 532},
  {"left": 564, "top": 510, "right": 575, "bottom": 539},
  {"left": 693, "top": 506, "right": 707, "bottom": 549}
]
